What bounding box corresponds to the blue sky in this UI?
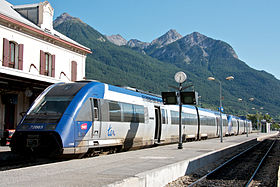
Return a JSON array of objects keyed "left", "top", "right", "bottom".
[{"left": 8, "top": 0, "right": 280, "bottom": 80}]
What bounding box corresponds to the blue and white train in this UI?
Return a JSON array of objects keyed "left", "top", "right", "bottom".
[{"left": 10, "top": 81, "right": 252, "bottom": 157}]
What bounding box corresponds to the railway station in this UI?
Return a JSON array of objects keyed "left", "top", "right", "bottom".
[
  {"left": 0, "top": 131, "right": 278, "bottom": 187},
  {"left": 0, "top": 1, "right": 279, "bottom": 187}
]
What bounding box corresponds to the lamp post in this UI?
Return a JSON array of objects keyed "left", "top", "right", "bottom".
[
  {"left": 208, "top": 76, "right": 234, "bottom": 143},
  {"left": 174, "top": 71, "right": 187, "bottom": 149},
  {"left": 198, "top": 95, "right": 202, "bottom": 107},
  {"left": 259, "top": 107, "right": 264, "bottom": 133}
]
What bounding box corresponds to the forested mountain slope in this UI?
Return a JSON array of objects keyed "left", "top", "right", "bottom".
[{"left": 54, "top": 13, "right": 280, "bottom": 119}]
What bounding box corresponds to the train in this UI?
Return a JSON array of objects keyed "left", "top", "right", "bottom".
[{"left": 10, "top": 81, "right": 252, "bottom": 157}]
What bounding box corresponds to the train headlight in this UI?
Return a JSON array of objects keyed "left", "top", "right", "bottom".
[{"left": 18, "top": 124, "right": 29, "bottom": 130}]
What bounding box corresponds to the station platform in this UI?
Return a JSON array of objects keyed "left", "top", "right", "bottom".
[{"left": 0, "top": 132, "right": 278, "bottom": 187}]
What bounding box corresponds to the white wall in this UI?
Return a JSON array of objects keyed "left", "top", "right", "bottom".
[
  {"left": 0, "top": 23, "right": 88, "bottom": 137},
  {"left": 0, "top": 24, "right": 86, "bottom": 82}
]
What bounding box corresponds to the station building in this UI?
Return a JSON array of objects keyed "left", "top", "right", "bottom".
[{"left": 0, "top": 0, "right": 91, "bottom": 141}]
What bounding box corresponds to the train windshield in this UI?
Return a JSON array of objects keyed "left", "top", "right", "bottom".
[
  {"left": 29, "top": 96, "right": 72, "bottom": 116},
  {"left": 23, "top": 83, "right": 87, "bottom": 125}
]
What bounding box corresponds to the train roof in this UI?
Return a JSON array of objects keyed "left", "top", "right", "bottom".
[
  {"left": 108, "top": 84, "right": 162, "bottom": 103},
  {"left": 197, "top": 106, "right": 220, "bottom": 115}
]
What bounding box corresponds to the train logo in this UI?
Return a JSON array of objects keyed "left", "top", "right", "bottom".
[
  {"left": 81, "top": 123, "right": 88, "bottom": 130},
  {"left": 107, "top": 125, "right": 116, "bottom": 137}
]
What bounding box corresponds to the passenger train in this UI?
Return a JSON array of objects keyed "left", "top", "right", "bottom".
[{"left": 10, "top": 81, "right": 252, "bottom": 157}]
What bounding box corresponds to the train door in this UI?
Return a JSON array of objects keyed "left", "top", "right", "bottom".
[
  {"left": 91, "top": 98, "right": 101, "bottom": 139},
  {"left": 216, "top": 117, "right": 219, "bottom": 136},
  {"left": 195, "top": 106, "right": 201, "bottom": 140},
  {"left": 74, "top": 98, "right": 101, "bottom": 152},
  {"left": 237, "top": 120, "right": 240, "bottom": 135},
  {"left": 154, "top": 106, "right": 162, "bottom": 143},
  {"left": 74, "top": 98, "right": 93, "bottom": 153}
]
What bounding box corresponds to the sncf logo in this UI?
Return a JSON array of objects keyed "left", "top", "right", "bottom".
[{"left": 81, "top": 123, "right": 87, "bottom": 130}]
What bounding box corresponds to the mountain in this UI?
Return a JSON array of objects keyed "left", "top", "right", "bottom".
[
  {"left": 127, "top": 39, "right": 149, "bottom": 49},
  {"left": 149, "top": 29, "right": 182, "bottom": 48},
  {"left": 54, "top": 13, "right": 181, "bottom": 94},
  {"left": 145, "top": 32, "right": 239, "bottom": 65},
  {"left": 143, "top": 31, "right": 280, "bottom": 118},
  {"left": 106, "top": 29, "right": 182, "bottom": 50},
  {"left": 54, "top": 13, "right": 280, "bottom": 119},
  {"left": 105, "top": 34, "right": 127, "bottom": 46},
  {"left": 54, "top": 13, "right": 84, "bottom": 28}
]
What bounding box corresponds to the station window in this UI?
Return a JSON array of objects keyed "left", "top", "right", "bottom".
[
  {"left": 9, "top": 42, "right": 17, "bottom": 68},
  {"left": 2, "top": 38, "right": 23, "bottom": 70},
  {"left": 40, "top": 50, "right": 55, "bottom": 77},
  {"left": 45, "top": 53, "right": 52, "bottom": 76}
]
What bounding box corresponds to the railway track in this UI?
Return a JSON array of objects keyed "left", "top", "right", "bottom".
[{"left": 185, "top": 136, "right": 280, "bottom": 186}]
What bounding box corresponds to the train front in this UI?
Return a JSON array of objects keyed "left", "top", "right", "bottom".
[{"left": 10, "top": 82, "right": 90, "bottom": 157}]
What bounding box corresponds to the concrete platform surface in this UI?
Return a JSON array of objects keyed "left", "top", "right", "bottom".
[{"left": 0, "top": 132, "right": 278, "bottom": 187}]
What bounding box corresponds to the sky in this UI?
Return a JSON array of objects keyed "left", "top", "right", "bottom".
[{"left": 7, "top": 0, "right": 280, "bottom": 80}]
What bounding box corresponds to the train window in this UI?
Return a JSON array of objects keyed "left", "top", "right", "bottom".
[
  {"left": 122, "top": 103, "right": 134, "bottom": 122},
  {"left": 171, "top": 110, "right": 179, "bottom": 124},
  {"left": 182, "top": 112, "right": 196, "bottom": 125},
  {"left": 29, "top": 96, "right": 72, "bottom": 117},
  {"left": 94, "top": 108, "right": 99, "bottom": 120},
  {"left": 170, "top": 110, "right": 197, "bottom": 125},
  {"left": 134, "top": 105, "right": 144, "bottom": 123},
  {"left": 76, "top": 99, "right": 92, "bottom": 121},
  {"left": 108, "top": 101, "right": 145, "bottom": 123},
  {"left": 93, "top": 99, "right": 99, "bottom": 121},
  {"left": 144, "top": 107, "right": 149, "bottom": 123},
  {"left": 99, "top": 100, "right": 109, "bottom": 121},
  {"left": 47, "top": 83, "right": 87, "bottom": 97},
  {"left": 161, "top": 109, "right": 166, "bottom": 124},
  {"left": 166, "top": 110, "right": 169, "bottom": 124},
  {"left": 200, "top": 115, "right": 215, "bottom": 126},
  {"left": 109, "top": 101, "right": 121, "bottom": 122},
  {"left": 161, "top": 109, "right": 165, "bottom": 124},
  {"left": 182, "top": 113, "right": 187, "bottom": 125}
]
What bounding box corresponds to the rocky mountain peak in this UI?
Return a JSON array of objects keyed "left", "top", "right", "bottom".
[
  {"left": 105, "top": 34, "right": 127, "bottom": 46},
  {"left": 183, "top": 32, "right": 208, "bottom": 46},
  {"left": 54, "top": 13, "right": 84, "bottom": 27},
  {"left": 127, "top": 39, "right": 149, "bottom": 49},
  {"left": 181, "top": 32, "right": 238, "bottom": 59},
  {"left": 150, "top": 29, "right": 182, "bottom": 47}
]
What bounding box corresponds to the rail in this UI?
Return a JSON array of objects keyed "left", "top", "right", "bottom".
[
  {"left": 188, "top": 141, "right": 261, "bottom": 186},
  {"left": 188, "top": 139, "right": 275, "bottom": 187},
  {"left": 245, "top": 139, "right": 276, "bottom": 187}
]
